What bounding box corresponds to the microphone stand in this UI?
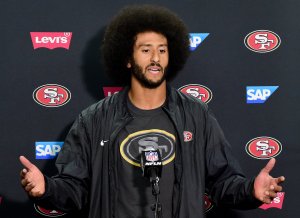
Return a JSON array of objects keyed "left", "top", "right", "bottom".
[{"left": 150, "top": 172, "right": 162, "bottom": 218}]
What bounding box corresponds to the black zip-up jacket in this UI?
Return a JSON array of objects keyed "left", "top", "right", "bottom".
[{"left": 35, "top": 86, "right": 261, "bottom": 218}]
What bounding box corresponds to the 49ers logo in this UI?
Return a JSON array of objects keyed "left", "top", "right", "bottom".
[
  {"left": 244, "top": 30, "right": 281, "bottom": 53},
  {"left": 120, "top": 129, "right": 175, "bottom": 167},
  {"left": 183, "top": 131, "right": 193, "bottom": 142},
  {"left": 34, "top": 204, "right": 66, "bottom": 217},
  {"left": 245, "top": 136, "right": 282, "bottom": 159},
  {"left": 179, "top": 84, "right": 212, "bottom": 103},
  {"left": 204, "top": 193, "right": 214, "bottom": 213},
  {"left": 33, "top": 84, "right": 71, "bottom": 107}
]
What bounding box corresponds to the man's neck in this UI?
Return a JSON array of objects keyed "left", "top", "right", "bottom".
[{"left": 128, "top": 80, "right": 167, "bottom": 110}]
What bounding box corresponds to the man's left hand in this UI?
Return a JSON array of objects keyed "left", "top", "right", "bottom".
[{"left": 253, "top": 158, "right": 285, "bottom": 204}]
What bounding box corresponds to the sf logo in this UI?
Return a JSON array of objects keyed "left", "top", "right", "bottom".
[
  {"left": 256, "top": 140, "right": 275, "bottom": 156},
  {"left": 255, "top": 34, "right": 274, "bottom": 50},
  {"left": 138, "top": 137, "right": 168, "bottom": 156},
  {"left": 44, "top": 88, "right": 64, "bottom": 104}
]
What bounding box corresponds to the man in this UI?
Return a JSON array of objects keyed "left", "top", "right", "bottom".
[{"left": 20, "top": 5, "right": 285, "bottom": 218}]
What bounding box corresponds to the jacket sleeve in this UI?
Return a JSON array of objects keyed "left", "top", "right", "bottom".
[
  {"left": 204, "top": 109, "right": 262, "bottom": 209},
  {"left": 33, "top": 113, "right": 91, "bottom": 212}
]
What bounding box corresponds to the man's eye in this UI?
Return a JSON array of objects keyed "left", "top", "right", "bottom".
[
  {"left": 142, "top": 49, "right": 150, "bottom": 53},
  {"left": 160, "top": 49, "right": 166, "bottom": 53}
]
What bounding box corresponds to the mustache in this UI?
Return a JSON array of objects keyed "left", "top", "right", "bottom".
[{"left": 147, "top": 62, "right": 163, "bottom": 69}]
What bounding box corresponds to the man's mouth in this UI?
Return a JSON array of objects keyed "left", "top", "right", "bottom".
[{"left": 147, "top": 65, "right": 162, "bottom": 74}]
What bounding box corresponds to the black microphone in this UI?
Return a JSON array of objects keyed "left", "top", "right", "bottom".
[{"left": 140, "top": 147, "right": 162, "bottom": 182}]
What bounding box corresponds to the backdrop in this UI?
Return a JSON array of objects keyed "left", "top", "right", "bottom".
[{"left": 1, "top": 0, "right": 299, "bottom": 217}]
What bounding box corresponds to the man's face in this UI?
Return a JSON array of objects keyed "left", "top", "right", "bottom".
[{"left": 127, "top": 31, "right": 169, "bottom": 89}]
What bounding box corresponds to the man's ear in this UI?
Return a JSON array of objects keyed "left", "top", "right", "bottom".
[{"left": 127, "top": 62, "right": 131, "bottom": 68}]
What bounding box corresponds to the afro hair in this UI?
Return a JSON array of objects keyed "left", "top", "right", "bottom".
[{"left": 101, "top": 5, "right": 191, "bottom": 86}]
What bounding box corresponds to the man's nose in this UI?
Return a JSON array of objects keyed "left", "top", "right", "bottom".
[{"left": 150, "top": 51, "right": 160, "bottom": 62}]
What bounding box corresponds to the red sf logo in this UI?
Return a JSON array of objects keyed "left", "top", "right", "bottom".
[
  {"left": 244, "top": 30, "right": 281, "bottom": 53},
  {"left": 33, "top": 84, "right": 71, "bottom": 107},
  {"left": 245, "top": 136, "right": 282, "bottom": 159},
  {"left": 179, "top": 84, "right": 212, "bottom": 103},
  {"left": 34, "top": 204, "right": 66, "bottom": 217},
  {"left": 183, "top": 131, "right": 193, "bottom": 142},
  {"left": 204, "top": 193, "right": 214, "bottom": 213}
]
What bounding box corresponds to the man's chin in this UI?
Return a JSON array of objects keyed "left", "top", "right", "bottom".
[{"left": 140, "top": 79, "right": 165, "bottom": 89}]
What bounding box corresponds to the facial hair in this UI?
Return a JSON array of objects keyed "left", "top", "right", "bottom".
[{"left": 131, "top": 61, "right": 167, "bottom": 89}]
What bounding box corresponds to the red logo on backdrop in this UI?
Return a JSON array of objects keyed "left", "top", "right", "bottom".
[
  {"left": 34, "top": 204, "right": 66, "bottom": 217},
  {"left": 0, "top": 196, "right": 2, "bottom": 205},
  {"left": 204, "top": 193, "right": 214, "bottom": 213},
  {"left": 259, "top": 192, "right": 285, "bottom": 210},
  {"left": 33, "top": 84, "right": 71, "bottom": 107},
  {"left": 245, "top": 136, "right": 282, "bottom": 159},
  {"left": 103, "top": 87, "right": 123, "bottom": 97},
  {"left": 179, "top": 84, "right": 212, "bottom": 103},
  {"left": 244, "top": 30, "right": 281, "bottom": 53},
  {"left": 30, "top": 32, "right": 72, "bottom": 50},
  {"left": 183, "top": 131, "right": 193, "bottom": 142}
]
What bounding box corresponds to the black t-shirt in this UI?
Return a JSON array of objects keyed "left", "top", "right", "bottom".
[{"left": 116, "top": 98, "right": 176, "bottom": 218}]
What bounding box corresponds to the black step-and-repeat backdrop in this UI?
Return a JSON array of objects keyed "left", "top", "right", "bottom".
[{"left": 1, "top": 0, "right": 299, "bottom": 217}]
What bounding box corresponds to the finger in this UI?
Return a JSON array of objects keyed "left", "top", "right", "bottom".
[
  {"left": 262, "top": 158, "right": 276, "bottom": 174},
  {"left": 21, "top": 178, "right": 29, "bottom": 187},
  {"left": 19, "top": 156, "right": 36, "bottom": 171},
  {"left": 268, "top": 191, "right": 277, "bottom": 199},
  {"left": 275, "top": 176, "right": 285, "bottom": 183},
  {"left": 272, "top": 184, "right": 282, "bottom": 192},
  {"left": 20, "top": 168, "right": 27, "bottom": 178},
  {"left": 30, "top": 187, "right": 44, "bottom": 198},
  {"left": 264, "top": 197, "right": 272, "bottom": 204},
  {"left": 25, "top": 183, "right": 34, "bottom": 192}
]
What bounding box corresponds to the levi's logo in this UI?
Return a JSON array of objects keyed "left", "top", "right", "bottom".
[
  {"left": 103, "top": 87, "right": 123, "bottom": 97},
  {"left": 30, "top": 32, "right": 72, "bottom": 50},
  {"left": 259, "top": 192, "right": 285, "bottom": 210}
]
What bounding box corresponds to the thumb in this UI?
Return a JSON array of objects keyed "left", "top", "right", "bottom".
[
  {"left": 19, "top": 156, "right": 36, "bottom": 171},
  {"left": 262, "top": 158, "right": 276, "bottom": 174}
]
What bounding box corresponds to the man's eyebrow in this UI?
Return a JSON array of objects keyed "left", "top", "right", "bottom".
[{"left": 137, "top": 43, "right": 168, "bottom": 47}]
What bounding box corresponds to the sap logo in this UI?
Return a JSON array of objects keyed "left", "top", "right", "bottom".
[
  {"left": 189, "top": 33, "right": 209, "bottom": 51},
  {"left": 30, "top": 32, "right": 72, "bottom": 50},
  {"left": 35, "top": 142, "right": 64, "bottom": 159},
  {"left": 246, "top": 86, "right": 278, "bottom": 103},
  {"left": 103, "top": 87, "right": 123, "bottom": 97}
]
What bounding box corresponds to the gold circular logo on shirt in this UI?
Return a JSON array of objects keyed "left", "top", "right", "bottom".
[{"left": 120, "top": 129, "right": 175, "bottom": 167}]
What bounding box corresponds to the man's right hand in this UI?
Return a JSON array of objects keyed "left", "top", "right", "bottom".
[{"left": 19, "top": 156, "right": 45, "bottom": 197}]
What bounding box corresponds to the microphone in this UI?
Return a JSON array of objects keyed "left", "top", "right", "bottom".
[{"left": 140, "top": 147, "right": 162, "bottom": 182}]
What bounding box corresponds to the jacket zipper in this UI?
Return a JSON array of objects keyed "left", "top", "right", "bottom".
[
  {"left": 162, "top": 106, "right": 183, "bottom": 218},
  {"left": 108, "top": 115, "right": 133, "bottom": 218}
]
